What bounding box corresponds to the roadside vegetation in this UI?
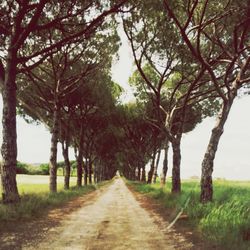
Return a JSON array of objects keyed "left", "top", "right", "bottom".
[
  {"left": 128, "top": 179, "right": 250, "bottom": 250},
  {"left": 0, "top": 175, "right": 108, "bottom": 226}
]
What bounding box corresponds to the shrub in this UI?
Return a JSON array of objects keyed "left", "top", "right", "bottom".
[
  {"left": 39, "top": 163, "right": 50, "bottom": 175},
  {"left": 16, "top": 162, "right": 30, "bottom": 174}
]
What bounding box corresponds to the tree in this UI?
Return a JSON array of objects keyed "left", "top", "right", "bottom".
[
  {"left": 66, "top": 64, "right": 121, "bottom": 186},
  {"left": 152, "top": 148, "right": 161, "bottom": 183},
  {"left": 123, "top": 1, "right": 194, "bottom": 192},
  {"left": 118, "top": 103, "right": 162, "bottom": 182},
  {"left": 18, "top": 41, "right": 108, "bottom": 191},
  {"left": 124, "top": 0, "right": 221, "bottom": 193},
  {"left": 82, "top": 78, "right": 123, "bottom": 183},
  {"left": 128, "top": 63, "right": 212, "bottom": 191},
  {"left": 163, "top": 0, "right": 250, "bottom": 202},
  {"left": 0, "top": 0, "right": 128, "bottom": 203},
  {"left": 59, "top": 104, "right": 74, "bottom": 190}
]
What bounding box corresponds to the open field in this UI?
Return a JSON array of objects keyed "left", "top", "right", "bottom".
[
  {"left": 15, "top": 174, "right": 77, "bottom": 194},
  {"left": 0, "top": 174, "right": 78, "bottom": 194},
  {"left": 128, "top": 179, "right": 250, "bottom": 250},
  {"left": 0, "top": 174, "right": 95, "bottom": 224}
]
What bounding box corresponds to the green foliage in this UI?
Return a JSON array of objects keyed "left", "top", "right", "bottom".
[
  {"left": 14, "top": 161, "right": 77, "bottom": 176},
  {"left": 117, "top": 102, "right": 163, "bottom": 176},
  {"left": 128, "top": 179, "right": 250, "bottom": 249},
  {"left": 25, "top": 161, "right": 77, "bottom": 176},
  {"left": 129, "top": 63, "right": 208, "bottom": 137},
  {"left": 16, "top": 162, "right": 30, "bottom": 174},
  {"left": 16, "top": 162, "right": 45, "bottom": 175},
  {"left": 39, "top": 163, "right": 50, "bottom": 175}
]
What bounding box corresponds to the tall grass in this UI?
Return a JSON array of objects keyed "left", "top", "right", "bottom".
[{"left": 128, "top": 179, "right": 250, "bottom": 250}]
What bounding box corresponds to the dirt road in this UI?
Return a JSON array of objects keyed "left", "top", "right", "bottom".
[{"left": 22, "top": 177, "right": 193, "bottom": 250}]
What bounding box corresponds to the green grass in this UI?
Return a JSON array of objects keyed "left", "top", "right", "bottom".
[
  {"left": 0, "top": 174, "right": 103, "bottom": 225},
  {"left": 128, "top": 179, "right": 250, "bottom": 250}
]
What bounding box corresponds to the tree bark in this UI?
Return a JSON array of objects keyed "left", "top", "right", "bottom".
[
  {"left": 88, "top": 160, "right": 92, "bottom": 184},
  {"left": 161, "top": 139, "right": 169, "bottom": 186},
  {"left": 147, "top": 150, "right": 156, "bottom": 184},
  {"left": 49, "top": 104, "right": 60, "bottom": 193},
  {"left": 98, "top": 162, "right": 102, "bottom": 183},
  {"left": 132, "top": 167, "right": 136, "bottom": 181},
  {"left": 200, "top": 99, "right": 234, "bottom": 203},
  {"left": 76, "top": 124, "right": 84, "bottom": 187},
  {"left": 0, "top": 52, "right": 20, "bottom": 203},
  {"left": 62, "top": 141, "right": 71, "bottom": 190},
  {"left": 84, "top": 159, "right": 88, "bottom": 186},
  {"left": 138, "top": 167, "right": 141, "bottom": 181},
  {"left": 94, "top": 160, "right": 98, "bottom": 184},
  {"left": 171, "top": 135, "right": 182, "bottom": 193},
  {"left": 102, "top": 164, "right": 107, "bottom": 180},
  {"left": 141, "top": 165, "right": 146, "bottom": 182},
  {"left": 153, "top": 149, "right": 161, "bottom": 183},
  {"left": 76, "top": 149, "right": 83, "bottom": 187}
]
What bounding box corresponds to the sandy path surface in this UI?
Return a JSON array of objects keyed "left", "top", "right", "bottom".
[{"left": 24, "top": 177, "right": 193, "bottom": 250}]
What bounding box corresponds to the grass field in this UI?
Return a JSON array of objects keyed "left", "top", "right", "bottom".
[
  {"left": 16, "top": 174, "right": 78, "bottom": 193},
  {"left": 128, "top": 179, "right": 250, "bottom": 250},
  {"left": 0, "top": 174, "right": 96, "bottom": 224},
  {"left": 0, "top": 174, "right": 78, "bottom": 194}
]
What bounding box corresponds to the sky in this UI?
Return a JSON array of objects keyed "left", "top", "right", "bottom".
[
  {"left": 0, "top": 28, "right": 249, "bottom": 180},
  {"left": 180, "top": 96, "right": 250, "bottom": 180}
]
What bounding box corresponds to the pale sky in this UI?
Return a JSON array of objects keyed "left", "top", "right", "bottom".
[
  {"left": 180, "top": 96, "right": 250, "bottom": 180},
  {"left": 0, "top": 27, "right": 249, "bottom": 181}
]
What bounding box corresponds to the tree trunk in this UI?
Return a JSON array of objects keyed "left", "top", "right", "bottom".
[
  {"left": 98, "top": 162, "right": 102, "bottom": 183},
  {"left": 153, "top": 149, "right": 161, "bottom": 183},
  {"left": 84, "top": 160, "right": 88, "bottom": 186},
  {"left": 49, "top": 105, "right": 60, "bottom": 193},
  {"left": 135, "top": 166, "right": 139, "bottom": 181},
  {"left": 200, "top": 99, "right": 234, "bottom": 203},
  {"left": 171, "top": 135, "right": 182, "bottom": 193},
  {"left": 138, "top": 167, "right": 141, "bottom": 181},
  {"left": 76, "top": 124, "right": 84, "bottom": 187},
  {"left": 147, "top": 150, "right": 156, "bottom": 184},
  {"left": 0, "top": 53, "right": 20, "bottom": 203},
  {"left": 161, "top": 139, "right": 169, "bottom": 186},
  {"left": 134, "top": 167, "right": 137, "bottom": 180},
  {"left": 88, "top": 160, "right": 92, "bottom": 184},
  {"left": 76, "top": 149, "right": 83, "bottom": 187},
  {"left": 141, "top": 165, "right": 146, "bottom": 182},
  {"left": 94, "top": 160, "right": 98, "bottom": 184},
  {"left": 147, "top": 163, "right": 154, "bottom": 184},
  {"left": 62, "top": 141, "right": 71, "bottom": 190},
  {"left": 102, "top": 164, "right": 106, "bottom": 180},
  {"left": 99, "top": 164, "right": 102, "bottom": 181},
  {"left": 127, "top": 168, "right": 131, "bottom": 180}
]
